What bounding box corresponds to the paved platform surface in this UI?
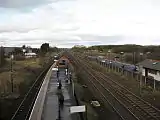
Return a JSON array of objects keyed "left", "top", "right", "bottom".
[{"left": 41, "top": 69, "right": 81, "bottom": 120}]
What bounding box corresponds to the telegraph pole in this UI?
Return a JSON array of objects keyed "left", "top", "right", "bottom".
[
  {"left": 133, "top": 52, "right": 136, "bottom": 64},
  {"left": 120, "top": 52, "right": 124, "bottom": 74},
  {"left": 108, "top": 50, "right": 111, "bottom": 71},
  {"left": 10, "top": 54, "right": 14, "bottom": 93},
  {"left": 139, "top": 53, "right": 143, "bottom": 62},
  {"left": 120, "top": 52, "right": 124, "bottom": 62},
  {"left": 139, "top": 71, "right": 142, "bottom": 96}
]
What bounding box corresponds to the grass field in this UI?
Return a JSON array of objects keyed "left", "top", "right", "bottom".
[
  {"left": 0, "top": 58, "right": 42, "bottom": 95},
  {"left": 0, "top": 53, "right": 56, "bottom": 120}
]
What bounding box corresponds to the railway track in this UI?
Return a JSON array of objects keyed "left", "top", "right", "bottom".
[
  {"left": 10, "top": 62, "right": 53, "bottom": 120},
  {"left": 97, "top": 72, "right": 160, "bottom": 120},
  {"left": 69, "top": 53, "right": 125, "bottom": 120},
  {"left": 70, "top": 53, "right": 160, "bottom": 120}
]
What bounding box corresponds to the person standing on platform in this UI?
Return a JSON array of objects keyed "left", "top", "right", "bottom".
[
  {"left": 65, "top": 69, "right": 68, "bottom": 76},
  {"left": 59, "top": 93, "right": 64, "bottom": 108},
  {"left": 58, "top": 82, "right": 62, "bottom": 89},
  {"left": 57, "top": 69, "right": 59, "bottom": 79},
  {"left": 69, "top": 72, "right": 72, "bottom": 84}
]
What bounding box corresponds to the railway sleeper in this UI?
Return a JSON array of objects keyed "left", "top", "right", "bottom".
[
  {"left": 116, "top": 93, "right": 154, "bottom": 119},
  {"left": 149, "top": 112, "right": 160, "bottom": 116},
  {"left": 123, "top": 98, "right": 158, "bottom": 116},
  {"left": 95, "top": 65, "right": 160, "bottom": 109},
  {"left": 140, "top": 107, "right": 157, "bottom": 113},
  {"left": 116, "top": 96, "right": 143, "bottom": 114},
  {"left": 97, "top": 78, "right": 159, "bottom": 120},
  {"left": 74, "top": 55, "right": 160, "bottom": 120},
  {"left": 106, "top": 87, "right": 159, "bottom": 118},
  {"left": 131, "top": 104, "right": 159, "bottom": 118}
]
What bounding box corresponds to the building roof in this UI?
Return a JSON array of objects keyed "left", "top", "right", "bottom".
[
  {"left": 25, "top": 52, "right": 37, "bottom": 56},
  {"left": 138, "top": 59, "right": 160, "bottom": 71}
]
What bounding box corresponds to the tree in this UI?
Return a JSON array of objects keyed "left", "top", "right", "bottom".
[
  {"left": 14, "top": 47, "right": 23, "bottom": 55},
  {"left": 50, "top": 47, "right": 58, "bottom": 52},
  {"left": 147, "top": 52, "right": 160, "bottom": 60},
  {"left": 97, "top": 46, "right": 103, "bottom": 52},
  {"left": 40, "top": 43, "right": 49, "bottom": 53},
  {"left": 22, "top": 45, "right": 26, "bottom": 49},
  {"left": 32, "top": 48, "right": 40, "bottom": 54},
  {"left": 71, "top": 45, "right": 87, "bottom": 53}
]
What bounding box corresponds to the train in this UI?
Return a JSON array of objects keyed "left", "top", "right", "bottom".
[
  {"left": 56, "top": 56, "right": 69, "bottom": 69},
  {"left": 88, "top": 55, "right": 139, "bottom": 72}
]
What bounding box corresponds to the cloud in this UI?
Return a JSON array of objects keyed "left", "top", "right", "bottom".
[
  {"left": 0, "top": 29, "right": 123, "bottom": 47},
  {"left": 0, "top": 27, "right": 37, "bottom": 33},
  {"left": 0, "top": 0, "right": 49, "bottom": 8},
  {"left": 1, "top": 0, "right": 160, "bottom": 47}
]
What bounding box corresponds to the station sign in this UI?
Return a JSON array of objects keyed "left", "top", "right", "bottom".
[
  {"left": 52, "top": 68, "right": 58, "bottom": 71},
  {"left": 70, "top": 105, "right": 86, "bottom": 114}
]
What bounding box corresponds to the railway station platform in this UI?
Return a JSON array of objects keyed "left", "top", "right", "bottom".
[{"left": 29, "top": 63, "right": 81, "bottom": 120}]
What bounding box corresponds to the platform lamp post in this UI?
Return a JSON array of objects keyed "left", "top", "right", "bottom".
[
  {"left": 10, "top": 54, "right": 14, "bottom": 93},
  {"left": 120, "top": 52, "right": 124, "bottom": 62},
  {"left": 108, "top": 49, "right": 111, "bottom": 60},
  {"left": 120, "top": 52, "right": 124, "bottom": 74},
  {"left": 108, "top": 50, "right": 111, "bottom": 71},
  {"left": 139, "top": 53, "right": 143, "bottom": 62},
  {"left": 139, "top": 52, "right": 144, "bottom": 95}
]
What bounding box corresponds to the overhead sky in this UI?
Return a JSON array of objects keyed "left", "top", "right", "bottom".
[{"left": 0, "top": 0, "right": 160, "bottom": 48}]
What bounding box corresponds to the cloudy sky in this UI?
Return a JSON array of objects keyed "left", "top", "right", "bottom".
[{"left": 0, "top": 0, "right": 160, "bottom": 48}]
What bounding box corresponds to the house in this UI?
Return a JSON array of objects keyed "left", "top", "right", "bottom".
[
  {"left": 25, "top": 52, "right": 37, "bottom": 58},
  {"left": 138, "top": 59, "right": 160, "bottom": 81},
  {"left": 25, "top": 47, "right": 32, "bottom": 53}
]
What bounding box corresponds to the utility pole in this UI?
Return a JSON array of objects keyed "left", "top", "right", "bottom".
[
  {"left": 133, "top": 52, "right": 137, "bottom": 64},
  {"left": 10, "top": 54, "right": 14, "bottom": 93},
  {"left": 140, "top": 53, "right": 143, "bottom": 62},
  {"left": 120, "top": 52, "right": 124, "bottom": 74},
  {"left": 139, "top": 72, "right": 142, "bottom": 96},
  {"left": 120, "top": 52, "right": 124, "bottom": 62},
  {"left": 108, "top": 50, "right": 111, "bottom": 71}
]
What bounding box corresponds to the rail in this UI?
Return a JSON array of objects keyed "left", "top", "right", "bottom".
[
  {"left": 11, "top": 61, "right": 54, "bottom": 120},
  {"left": 69, "top": 53, "right": 125, "bottom": 120},
  {"left": 29, "top": 62, "right": 57, "bottom": 120},
  {"left": 70, "top": 53, "right": 160, "bottom": 120}
]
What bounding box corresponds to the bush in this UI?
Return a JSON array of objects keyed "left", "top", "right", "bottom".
[
  {"left": 14, "top": 55, "right": 25, "bottom": 61},
  {"left": 142, "top": 85, "right": 153, "bottom": 92}
]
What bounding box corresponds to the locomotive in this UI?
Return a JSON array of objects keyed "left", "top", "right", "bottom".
[{"left": 57, "top": 56, "right": 69, "bottom": 69}]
